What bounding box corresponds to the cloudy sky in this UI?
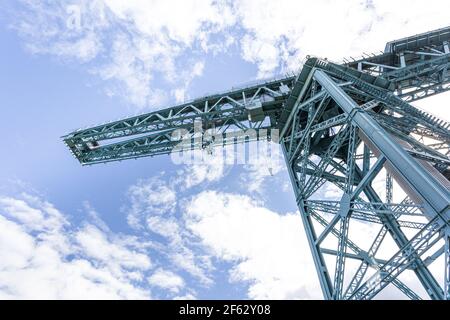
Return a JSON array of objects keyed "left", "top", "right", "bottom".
[{"left": 0, "top": 0, "right": 449, "bottom": 299}]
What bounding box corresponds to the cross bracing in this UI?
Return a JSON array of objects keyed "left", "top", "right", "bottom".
[{"left": 63, "top": 26, "right": 450, "bottom": 300}]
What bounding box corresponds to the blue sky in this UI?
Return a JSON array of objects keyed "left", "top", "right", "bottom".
[{"left": 0, "top": 0, "right": 449, "bottom": 299}]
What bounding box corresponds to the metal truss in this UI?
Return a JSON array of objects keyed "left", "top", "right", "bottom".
[
  {"left": 63, "top": 26, "right": 450, "bottom": 299},
  {"left": 63, "top": 76, "right": 295, "bottom": 164}
]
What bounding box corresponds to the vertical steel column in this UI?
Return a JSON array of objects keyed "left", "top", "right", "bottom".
[
  {"left": 333, "top": 125, "right": 357, "bottom": 299},
  {"left": 313, "top": 69, "right": 447, "bottom": 299},
  {"left": 313, "top": 69, "right": 450, "bottom": 222},
  {"left": 362, "top": 144, "right": 371, "bottom": 176},
  {"left": 282, "top": 143, "right": 334, "bottom": 299}
]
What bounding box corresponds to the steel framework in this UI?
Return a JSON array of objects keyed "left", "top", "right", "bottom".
[{"left": 63, "top": 26, "right": 450, "bottom": 300}]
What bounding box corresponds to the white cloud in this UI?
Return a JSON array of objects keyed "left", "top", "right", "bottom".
[
  {"left": 124, "top": 176, "right": 214, "bottom": 286},
  {"left": 182, "top": 150, "right": 227, "bottom": 189},
  {"left": 7, "top": 0, "right": 450, "bottom": 106},
  {"left": 147, "top": 216, "right": 181, "bottom": 239},
  {"left": 6, "top": 0, "right": 236, "bottom": 110},
  {"left": 173, "top": 61, "right": 206, "bottom": 103},
  {"left": 174, "top": 293, "right": 197, "bottom": 300},
  {"left": 83, "top": 200, "right": 110, "bottom": 232},
  {"left": 0, "top": 194, "right": 67, "bottom": 233},
  {"left": 240, "top": 142, "right": 284, "bottom": 194},
  {"left": 235, "top": 0, "right": 450, "bottom": 77},
  {"left": 76, "top": 225, "right": 151, "bottom": 278},
  {"left": 0, "top": 194, "right": 152, "bottom": 299},
  {"left": 148, "top": 268, "right": 185, "bottom": 293},
  {"left": 413, "top": 92, "right": 450, "bottom": 122},
  {"left": 184, "top": 191, "right": 321, "bottom": 299},
  {"left": 103, "top": 0, "right": 235, "bottom": 45},
  {"left": 126, "top": 175, "right": 177, "bottom": 229}
]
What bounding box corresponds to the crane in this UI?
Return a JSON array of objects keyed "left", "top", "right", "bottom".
[{"left": 63, "top": 26, "right": 450, "bottom": 300}]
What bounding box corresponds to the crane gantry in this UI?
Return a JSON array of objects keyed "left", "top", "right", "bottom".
[{"left": 63, "top": 26, "right": 450, "bottom": 300}]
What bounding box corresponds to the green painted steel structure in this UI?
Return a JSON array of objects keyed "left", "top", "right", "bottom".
[{"left": 64, "top": 26, "right": 450, "bottom": 300}]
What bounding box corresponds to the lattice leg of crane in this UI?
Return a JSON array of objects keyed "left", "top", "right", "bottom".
[{"left": 281, "top": 67, "right": 448, "bottom": 299}]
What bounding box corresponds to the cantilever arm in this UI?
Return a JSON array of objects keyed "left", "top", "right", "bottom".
[{"left": 63, "top": 76, "right": 295, "bottom": 164}]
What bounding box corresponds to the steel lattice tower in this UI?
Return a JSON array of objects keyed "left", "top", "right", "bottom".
[{"left": 63, "top": 27, "right": 450, "bottom": 300}]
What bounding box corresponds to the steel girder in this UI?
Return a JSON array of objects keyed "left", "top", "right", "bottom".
[
  {"left": 63, "top": 76, "right": 295, "bottom": 164},
  {"left": 63, "top": 27, "right": 450, "bottom": 166},
  {"left": 63, "top": 26, "right": 450, "bottom": 299},
  {"left": 285, "top": 67, "right": 449, "bottom": 299},
  {"left": 346, "top": 26, "right": 450, "bottom": 102}
]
